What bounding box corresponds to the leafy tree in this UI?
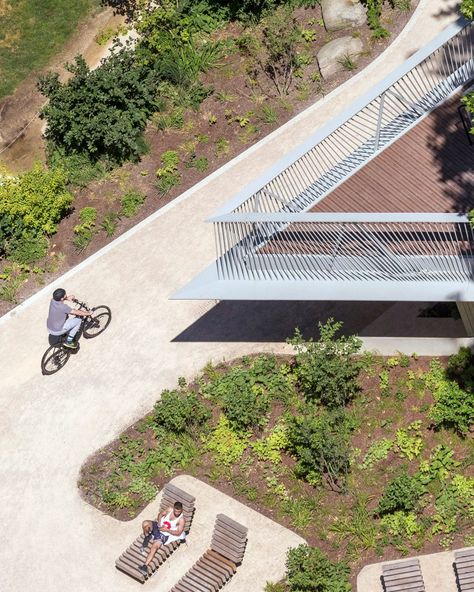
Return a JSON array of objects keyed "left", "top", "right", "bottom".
[
  {"left": 288, "top": 319, "right": 362, "bottom": 408},
  {"left": 377, "top": 473, "right": 425, "bottom": 516},
  {"left": 287, "top": 409, "right": 353, "bottom": 492},
  {"left": 38, "top": 47, "right": 161, "bottom": 165},
  {"left": 286, "top": 545, "right": 351, "bottom": 592}
]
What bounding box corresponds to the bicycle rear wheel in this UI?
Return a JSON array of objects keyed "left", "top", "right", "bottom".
[
  {"left": 41, "top": 344, "right": 71, "bottom": 375},
  {"left": 83, "top": 305, "right": 112, "bottom": 338}
]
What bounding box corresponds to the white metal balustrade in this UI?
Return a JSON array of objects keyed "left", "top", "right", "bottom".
[{"left": 173, "top": 19, "right": 474, "bottom": 302}]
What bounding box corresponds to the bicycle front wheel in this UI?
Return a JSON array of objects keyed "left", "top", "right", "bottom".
[
  {"left": 41, "top": 344, "right": 71, "bottom": 375},
  {"left": 83, "top": 305, "right": 112, "bottom": 338}
]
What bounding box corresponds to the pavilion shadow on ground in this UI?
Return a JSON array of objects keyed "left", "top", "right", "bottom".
[{"left": 172, "top": 300, "right": 466, "bottom": 343}]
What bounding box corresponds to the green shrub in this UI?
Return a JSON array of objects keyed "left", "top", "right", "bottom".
[
  {"left": 426, "top": 359, "right": 474, "bottom": 435},
  {"left": 286, "top": 545, "right": 351, "bottom": 592},
  {"left": 0, "top": 164, "right": 72, "bottom": 253},
  {"left": 288, "top": 318, "right": 363, "bottom": 408},
  {"left": 377, "top": 473, "right": 425, "bottom": 516},
  {"left": 0, "top": 263, "right": 29, "bottom": 303},
  {"left": 38, "top": 49, "right": 160, "bottom": 165},
  {"left": 446, "top": 346, "right": 474, "bottom": 391},
  {"left": 73, "top": 207, "right": 97, "bottom": 251},
  {"left": 5, "top": 235, "right": 49, "bottom": 265},
  {"left": 417, "top": 445, "right": 460, "bottom": 485},
  {"left": 154, "top": 388, "right": 210, "bottom": 435},
  {"left": 251, "top": 422, "right": 289, "bottom": 463},
  {"left": 205, "top": 415, "right": 250, "bottom": 465},
  {"left": 358, "top": 438, "right": 393, "bottom": 469},
  {"left": 156, "top": 150, "right": 181, "bottom": 196},
  {"left": 100, "top": 212, "right": 119, "bottom": 237},
  {"left": 120, "top": 189, "right": 146, "bottom": 218},
  {"left": 394, "top": 422, "right": 424, "bottom": 460},
  {"left": 380, "top": 511, "right": 420, "bottom": 538},
  {"left": 433, "top": 474, "right": 474, "bottom": 535},
  {"left": 200, "top": 355, "right": 292, "bottom": 430},
  {"left": 48, "top": 148, "right": 107, "bottom": 187},
  {"left": 287, "top": 409, "right": 353, "bottom": 492},
  {"left": 461, "top": 0, "right": 474, "bottom": 20}
]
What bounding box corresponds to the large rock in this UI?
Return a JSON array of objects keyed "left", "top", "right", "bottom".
[
  {"left": 317, "top": 36, "right": 364, "bottom": 79},
  {"left": 321, "top": 0, "right": 366, "bottom": 31}
]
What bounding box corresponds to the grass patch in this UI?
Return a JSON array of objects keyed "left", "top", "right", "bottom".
[{"left": 0, "top": 0, "right": 101, "bottom": 98}]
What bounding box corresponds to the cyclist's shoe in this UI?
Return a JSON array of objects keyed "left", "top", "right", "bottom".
[
  {"left": 140, "top": 545, "right": 147, "bottom": 555},
  {"left": 63, "top": 340, "right": 78, "bottom": 350},
  {"left": 138, "top": 565, "right": 148, "bottom": 577}
]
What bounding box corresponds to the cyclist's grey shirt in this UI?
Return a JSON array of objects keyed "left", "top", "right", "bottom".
[{"left": 47, "top": 300, "right": 72, "bottom": 333}]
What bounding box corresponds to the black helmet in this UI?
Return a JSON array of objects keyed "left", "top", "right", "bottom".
[{"left": 53, "top": 288, "right": 66, "bottom": 301}]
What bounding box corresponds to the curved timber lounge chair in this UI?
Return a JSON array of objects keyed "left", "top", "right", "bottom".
[
  {"left": 454, "top": 548, "right": 474, "bottom": 592},
  {"left": 381, "top": 558, "right": 426, "bottom": 592},
  {"left": 170, "top": 513, "right": 248, "bottom": 592},
  {"left": 115, "top": 483, "right": 196, "bottom": 584}
]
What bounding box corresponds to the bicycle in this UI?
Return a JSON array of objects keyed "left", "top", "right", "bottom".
[{"left": 41, "top": 300, "right": 112, "bottom": 375}]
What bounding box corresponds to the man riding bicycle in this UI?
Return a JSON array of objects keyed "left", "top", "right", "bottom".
[{"left": 46, "top": 288, "right": 90, "bottom": 349}]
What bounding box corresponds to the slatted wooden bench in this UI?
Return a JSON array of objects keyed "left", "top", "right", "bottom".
[
  {"left": 382, "top": 558, "right": 426, "bottom": 592},
  {"left": 115, "top": 483, "right": 196, "bottom": 584},
  {"left": 170, "top": 513, "right": 248, "bottom": 592},
  {"left": 454, "top": 548, "right": 474, "bottom": 592}
]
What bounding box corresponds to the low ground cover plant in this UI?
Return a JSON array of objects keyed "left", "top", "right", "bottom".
[{"left": 80, "top": 321, "right": 474, "bottom": 587}]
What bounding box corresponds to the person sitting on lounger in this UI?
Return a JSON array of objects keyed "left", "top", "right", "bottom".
[{"left": 139, "top": 501, "right": 186, "bottom": 577}]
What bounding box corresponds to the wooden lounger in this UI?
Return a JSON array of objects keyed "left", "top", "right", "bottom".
[
  {"left": 115, "top": 483, "right": 196, "bottom": 584},
  {"left": 382, "top": 558, "right": 426, "bottom": 592},
  {"left": 170, "top": 513, "right": 248, "bottom": 592},
  {"left": 454, "top": 548, "right": 474, "bottom": 592}
]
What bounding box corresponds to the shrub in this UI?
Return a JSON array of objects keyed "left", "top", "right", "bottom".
[
  {"left": 221, "top": 373, "right": 270, "bottom": 430},
  {"left": 358, "top": 438, "right": 393, "bottom": 469},
  {"left": 120, "top": 189, "right": 146, "bottom": 218},
  {"left": 5, "top": 235, "right": 49, "bottom": 265},
  {"left": 154, "top": 388, "right": 210, "bottom": 435},
  {"left": 251, "top": 422, "right": 289, "bottom": 463},
  {"left": 48, "top": 148, "right": 107, "bottom": 187},
  {"left": 0, "top": 164, "right": 72, "bottom": 254},
  {"left": 100, "top": 212, "right": 119, "bottom": 237},
  {"left": 426, "top": 359, "right": 474, "bottom": 435},
  {"left": 38, "top": 48, "right": 160, "bottom": 165},
  {"left": 380, "top": 511, "right": 421, "bottom": 538},
  {"left": 377, "top": 473, "right": 425, "bottom": 516},
  {"left": 288, "top": 318, "right": 362, "bottom": 408},
  {"left": 200, "top": 355, "right": 292, "bottom": 430},
  {"left": 156, "top": 150, "right": 181, "bottom": 195},
  {"left": 205, "top": 415, "right": 250, "bottom": 465},
  {"left": 446, "top": 346, "right": 474, "bottom": 391},
  {"left": 461, "top": 0, "right": 474, "bottom": 20},
  {"left": 287, "top": 409, "right": 353, "bottom": 492},
  {"left": 285, "top": 545, "right": 351, "bottom": 592},
  {"left": 73, "top": 207, "right": 97, "bottom": 252},
  {"left": 257, "top": 7, "right": 300, "bottom": 96}
]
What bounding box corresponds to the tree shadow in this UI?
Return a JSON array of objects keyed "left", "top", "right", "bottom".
[{"left": 101, "top": 0, "right": 137, "bottom": 21}]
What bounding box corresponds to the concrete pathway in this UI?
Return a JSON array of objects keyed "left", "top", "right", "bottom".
[{"left": 0, "top": 2, "right": 467, "bottom": 591}]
